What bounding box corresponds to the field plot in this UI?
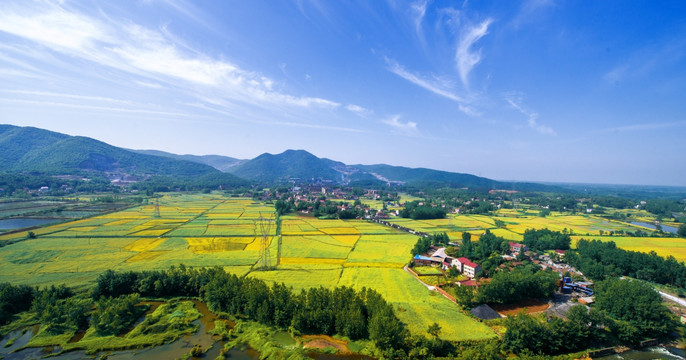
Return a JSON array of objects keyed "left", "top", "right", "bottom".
[
  {"left": 248, "top": 264, "right": 344, "bottom": 291},
  {"left": 345, "top": 234, "right": 417, "bottom": 267},
  {"left": 383, "top": 212, "right": 656, "bottom": 244},
  {"left": 571, "top": 235, "right": 686, "bottom": 262},
  {"left": 280, "top": 235, "right": 353, "bottom": 259},
  {"left": 0, "top": 194, "right": 271, "bottom": 287},
  {"left": 338, "top": 268, "right": 496, "bottom": 342}
]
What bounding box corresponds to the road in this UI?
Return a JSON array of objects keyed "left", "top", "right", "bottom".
[{"left": 659, "top": 290, "right": 686, "bottom": 307}]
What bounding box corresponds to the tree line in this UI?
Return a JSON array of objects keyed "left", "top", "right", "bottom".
[
  {"left": 504, "top": 277, "right": 677, "bottom": 356},
  {"left": 400, "top": 201, "right": 447, "bottom": 220},
  {"left": 522, "top": 228, "right": 571, "bottom": 252},
  {"left": 567, "top": 239, "right": 686, "bottom": 288}
]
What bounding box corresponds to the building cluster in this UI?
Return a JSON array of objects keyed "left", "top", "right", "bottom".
[{"left": 412, "top": 247, "right": 481, "bottom": 279}]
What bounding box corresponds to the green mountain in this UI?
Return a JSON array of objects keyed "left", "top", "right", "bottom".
[
  {"left": 131, "top": 149, "right": 245, "bottom": 172},
  {"left": 228, "top": 149, "right": 350, "bottom": 183},
  {"left": 0, "top": 124, "right": 232, "bottom": 178},
  {"left": 229, "top": 149, "right": 555, "bottom": 191},
  {"left": 0, "top": 124, "right": 552, "bottom": 191},
  {"left": 352, "top": 164, "right": 499, "bottom": 187}
]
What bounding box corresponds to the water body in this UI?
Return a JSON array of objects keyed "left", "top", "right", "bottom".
[
  {"left": 630, "top": 221, "right": 678, "bottom": 234},
  {"left": 597, "top": 347, "right": 685, "bottom": 359},
  {"left": 0, "top": 218, "right": 58, "bottom": 230},
  {"left": 0, "top": 302, "right": 370, "bottom": 360}
]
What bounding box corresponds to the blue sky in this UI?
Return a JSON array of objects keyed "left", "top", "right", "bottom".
[{"left": 1, "top": 1, "right": 685, "bottom": 186}]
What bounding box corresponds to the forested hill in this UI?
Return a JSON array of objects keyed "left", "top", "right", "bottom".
[
  {"left": 228, "top": 149, "right": 555, "bottom": 191},
  {"left": 353, "top": 164, "right": 498, "bottom": 188},
  {"left": 227, "top": 149, "right": 350, "bottom": 183},
  {"left": 0, "top": 124, "right": 234, "bottom": 178}
]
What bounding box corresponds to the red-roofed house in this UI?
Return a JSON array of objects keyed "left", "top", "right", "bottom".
[
  {"left": 555, "top": 249, "right": 566, "bottom": 258},
  {"left": 509, "top": 242, "right": 528, "bottom": 254},
  {"left": 455, "top": 257, "right": 481, "bottom": 278}
]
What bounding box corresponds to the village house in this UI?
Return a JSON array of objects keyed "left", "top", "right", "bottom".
[
  {"left": 455, "top": 257, "right": 481, "bottom": 278},
  {"left": 430, "top": 247, "right": 448, "bottom": 263},
  {"left": 509, "top": 242, "right": 528, "bottom": 254}
]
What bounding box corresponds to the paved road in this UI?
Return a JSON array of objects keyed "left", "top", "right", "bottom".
[{"left": 660, "top": 291, "right": 686, "bottom": 307}]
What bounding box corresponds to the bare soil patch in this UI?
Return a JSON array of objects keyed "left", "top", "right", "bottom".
[
  {"left": 301, "top": 335, "right": 351, "bottom": 354},
  {"left": 491, "top": 298, "right": 550, "bottom": 316}
]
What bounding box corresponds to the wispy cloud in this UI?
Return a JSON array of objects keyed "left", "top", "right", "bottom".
[
  {"left": 0, "top": 98, "right": 189, "bottom": 117},
  {"left": 134, "top": 80, "right": 164, "bottom": 89},
  {"left": 410, "top": 0, "right": 430, "bottom": 38},
  {"left": 187, "top": 101, "right": 365, "bottom": 133},
  {"left": 2, "top": 89, "right": 135, "bottom": 105},
  {"left": 346, "top": 104, "right": 372, "bottom": 116},
  {"left": 0, "top": 4, "right": 341, "bottom": 112},
  {"left": 386, "top": 58, "right": 479, "bottom": 116},
  {"left": 510, "top": 0, "right": 556, "bottom": 29},
  {"left": 505, "top": 93, "right": 556, "bottom": 136},
  {"left": 382, "top": 115, "right": 419, "bottom": 135},
  {"left": 593, "top": 121, "right": 686, "bottom": 134},
  {"left": 455, "top": 18, "right": 493, "bottom": 89},
  {"left": 0, "top": 5, "right": 109, "bottom": 50},
  {"left": 602, "top": 36, "right": 686, "bottom": 85}
]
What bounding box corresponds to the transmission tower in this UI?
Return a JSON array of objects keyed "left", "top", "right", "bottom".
[
  {"left": 276, "top": 234, "right": 282, "bottom": 267},
  {"left": 153, "top": 197, "right": 161, "bottom": 218},
  {"left": 256, "top": 212, "right": 274, "bottom": 270}
]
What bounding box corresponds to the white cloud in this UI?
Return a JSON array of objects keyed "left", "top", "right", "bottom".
[
  {"left": 455, "top": 18, "right": 492, "bottom": 89},
  {"left": 410, "top": 0, "right": 430, "bottom": 37},
  {"left": 0, "top": 4, "right": 341, "bottom": 112},
  {"left": 134, "top": 80, "right": 164, "bottom": 89},
  {"left": 0, "top": 98, "right": 189, "bottom": 117},
  {"left": 0, "top": 5, "right": 109, "bottom": 50},
  {"left": 505, "top": 93, "right": 556, "bottom": 136},
  {"left": 382, "top": 115, "right": 418, "bottom": 135},
  {"left": 386, "top": 58, "right": 479, "bottom": 116},
  {"left": 2, "top": 89, "right": 134, "bottom": 105},
  {"left": 346, "top": 104, "right": 372, "bottom": 116}
]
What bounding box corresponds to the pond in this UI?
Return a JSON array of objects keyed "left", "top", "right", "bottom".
[
  {"left": 630, "top": 221, "right": 678, "bottom": 234},
  {"left": 0, "top": 218, "right": 59, "bottom": 230}
]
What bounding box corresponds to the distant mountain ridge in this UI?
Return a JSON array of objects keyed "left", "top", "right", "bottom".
[
  {"left": 132, "top": 149, "right": 246, "bottom": 172},
  {"left": 227, "top": 149, "right": 554, "bottom": 191},
  {"left": 0, "top": 124, "right": 552, "bottom": 191}
]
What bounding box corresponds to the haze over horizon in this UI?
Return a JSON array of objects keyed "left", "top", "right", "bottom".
[{"left": 1, "top": 1, "right": 685, "bottom": 186}]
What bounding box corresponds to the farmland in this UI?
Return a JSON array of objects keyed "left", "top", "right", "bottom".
[
  {"left": 0, "top": 194, "right": 272, "bottom": 287},
  {"left": 571, "top": 235, "right": 686, "bottom": 262},
  {"left": 385, "top": 210, "right": 660, "bottom": 244},
  {"left": 0, "top": 193, "right": 495, "bottom": 342}
]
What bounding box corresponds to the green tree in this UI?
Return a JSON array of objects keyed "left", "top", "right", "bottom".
[
  {"left": 679, "top": 223, "right": 686, "bottom": 238},
  {"left": 427, "top": 322, "right": 441, "bottom": 338},
  {"left": 595, "top": 277, "right": 676, "bottom": 338},
  {"left": 91, "top": 293, "right": 144, "bottom": 336},
  {"left": 39, "top": 297, "right": 91, "bottom": 334}
]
